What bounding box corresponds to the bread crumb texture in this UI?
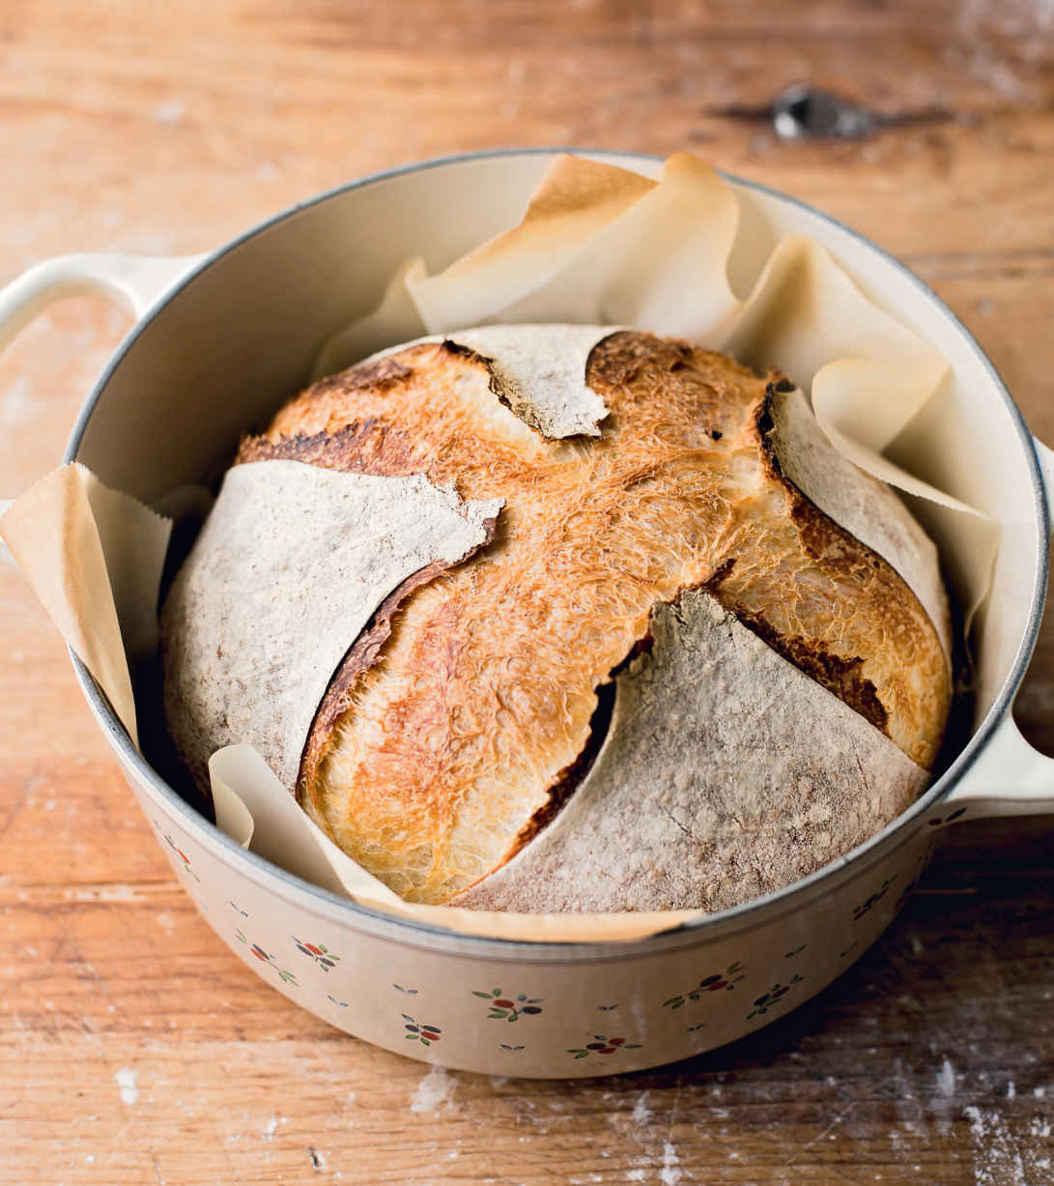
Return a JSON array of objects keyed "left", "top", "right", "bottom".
[{"left": 227, "top": 328, "right": 949, "bottom": 906}]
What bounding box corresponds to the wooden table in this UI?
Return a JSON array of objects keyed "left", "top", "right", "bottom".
[{"left": 1, "top": 3, "right": 1052, "bottom": 1183}]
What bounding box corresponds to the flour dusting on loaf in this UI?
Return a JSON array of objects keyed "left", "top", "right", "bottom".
[
  {"left": 161, "top": 462, "right": 501, "bottom": 791},
  {"left": 455, "top": 589, "right": 926, "bottom": 913}
]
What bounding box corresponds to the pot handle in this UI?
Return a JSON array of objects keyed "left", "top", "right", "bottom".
[
  {"left": 928, "top": 714, "right": 1054, "bottom": 826},
  {"left": 927, "top": 433, "right": 1054, "bottom": 827},
  {"left": 0, "top": 251, "right": 208, "bottom": 356}
]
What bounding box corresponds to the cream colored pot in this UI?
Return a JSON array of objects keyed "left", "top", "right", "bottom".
[{"left": 2, "top": 150, "right": 1053, "bottom": 1078}]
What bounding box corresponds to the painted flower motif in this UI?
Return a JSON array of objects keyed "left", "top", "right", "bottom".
[
  {"left": 662, "top": 961, "right": 745, "bottom": 1009},
  {"left": 327, "top": 994, "right": 349, "bottom": 1007},
  {"left": 568, "top": 1035, "right": 642, "bottom": 1060},
  {"left": 402, "top": 1014, "right": 441, "bottom": 1046},
  {"left": 686, "top": 1022, "right": 706, "bottom": 1034},
  {"left": 500, "top": 1043, "right": 525, "bottom": 1052},
  {"left": 233, "top": 929, "right": 298, "bottom": 985},
  {"left": 784, "top": 944, "right": 807, "bottom": 959},
  {"left": 293, "top": 939, "right": 340, "bottom": 971},
  {"left": 853, "top": 877, "right": 895, "bottom": 921},
  {"left": 163, "top": 833, "right": 200, "bottom": 882},
  {"left": 746, "top": 974, "right": 804, "bottom": 1020},
  {"left": 393, "top": 984, "right": 418, "bottom": 995},
  {"left": 596, "top": 1003, "right": 619, "bottom": 1012},
  {"left": 472, "top": 988, "right": 543, "bottom": 1022},
  {"left": 228, "top": 901, "right": 249, "bottom": 917}
]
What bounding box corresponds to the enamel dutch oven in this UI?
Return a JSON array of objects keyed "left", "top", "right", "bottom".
[{"left": 3, "top": 150, "right": 1053, "bottom": 1078}]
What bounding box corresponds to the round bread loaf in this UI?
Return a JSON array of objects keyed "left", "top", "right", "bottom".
[{"left": 161, "top": 327, "right": 951, "bottom": 913}]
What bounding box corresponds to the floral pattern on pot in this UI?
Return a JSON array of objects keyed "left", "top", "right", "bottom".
[
  {"left": 293, "top": 939, "right": 340, "bottom": 971},
  {"left": 161, "top": 832, "right": 199, "bottom": 882},
  {"left": 393, "top": 984, "right": 418, "bottom": 995},
  {"left": 853, "top": 876, "right": 895, "bottom": 921},
  {"left": 747, "top": 974, "right": 804, "bottom": 1020},
  {"left": 500, "top": 1043, "right": 526, "bottom": 1052},
  {"left": 662, "top": 961, "right": 745, "bottom": 1009},
  {"left": 473, "top": 988, "right": 543, "bottom": 1022},
  {"left": 327, "top": 994, "right": 349, "bottom": 1008},
  {"left": 568, "top": 1035, "right": 642, "bottom": 1060},
  {"left": 234, "top": 929, "right": 298, "bottom": 985},
  {"left": 403, "top": 1015, "right": 441, "bottom": 1046}
]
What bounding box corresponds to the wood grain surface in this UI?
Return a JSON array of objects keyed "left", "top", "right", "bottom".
[{"left": 1, "top": 2, "right": 1052, "bottom": 1183}]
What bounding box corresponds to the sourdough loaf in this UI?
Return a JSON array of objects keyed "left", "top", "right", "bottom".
[{"left": 161, "top": 326, "right": 950, "bottom": 912}]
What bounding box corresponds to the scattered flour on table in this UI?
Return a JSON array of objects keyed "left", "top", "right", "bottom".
[
  {"left": 632, "top": 1092, "right": 651, "bottom": 1127},
  {"left": 660, "top": 1141, "right": 683, "bottom": 1185},
  {"left": 410, "top": 1065, "right": 455, "bottom": 1114},
  {"left": 931, "top": 1057, "right": 958, "bottom": 1134},
  {"left": 964, "top": 1106, "right": 1027, "bottom": 1186},
  {"left": 263, "top": 1115, "right": 283, "bottom": 1139},
  {"left": 937, "top": 1059, "right": 957, "bottom": 1099},
  {"left": 154, "top": 98, "right": 185, "bottom": 124},
  {"left": 114, "top": 1068, "right": 138, "bottom": 1106}
]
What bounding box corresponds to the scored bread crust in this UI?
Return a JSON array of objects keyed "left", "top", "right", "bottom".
[
  {"left": 454, "top": 589, "right": 927, "bottom": 914},
  {"left": 233, "top": 329, "right": 951, "bottom": 906}
]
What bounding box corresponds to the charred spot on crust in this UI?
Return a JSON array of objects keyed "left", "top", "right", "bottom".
[
  {"left": 699, "top": 557, "right": 736, "bottom": 593},
  {"left": 440, "top": 337, "right": 478, "bottom": 359},
  {"left": 313, "top": 353, "right": 415, "bottom": 395},
  {"left": 756, "top": 374, "right": 801, "bottom": 477},
  {"left": 236, "top": 419, "right": 421, "bottom": 478},
  {"left": 728, "top": 608, "right": 888, "bottom": 735},
  {"left": 790, "top": 497, "right": 853, "bottom": 564},
  {"left": 438, "top": 338, "right": 530, "bottom": 430},
  {"left": 510, "top": 680, "right": 617, "bottom": 853},
  {"left": 612, "top": 632, "right": 654, "bottom": 673},
  {"left": 755, "top": 382, "right": 783, "bottom": 479}
]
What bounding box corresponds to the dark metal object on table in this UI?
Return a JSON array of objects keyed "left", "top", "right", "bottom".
[
  {"left": 711, "top": 85, "right": 952, "bottom": 141},
  {"left": 771, "top": 84, "right": 874, "bottom": 140}
]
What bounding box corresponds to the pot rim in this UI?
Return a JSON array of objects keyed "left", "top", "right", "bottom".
[{"left": 64, "top": 146, "right": 1050, "bottom": 955}]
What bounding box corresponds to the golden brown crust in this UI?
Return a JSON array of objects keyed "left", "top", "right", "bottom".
[
  {"left": 298, "top": 527, "right": 499, "bottom": 805},
  {"left": 236, "top": 330, "right": 950, "bottom": 904}
]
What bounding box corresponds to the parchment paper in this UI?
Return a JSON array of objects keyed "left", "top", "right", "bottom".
[{"left": 0, "top": 152, "right": 997, "bottom": 943}]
